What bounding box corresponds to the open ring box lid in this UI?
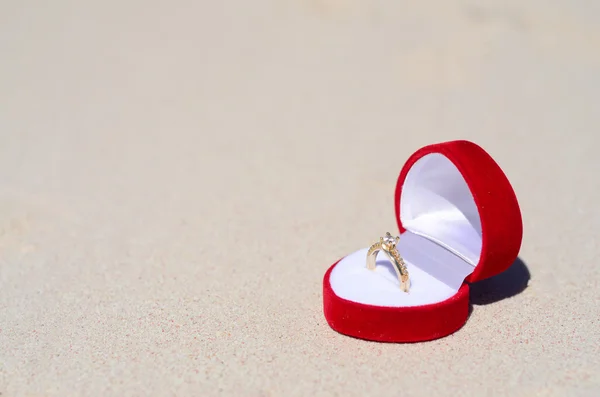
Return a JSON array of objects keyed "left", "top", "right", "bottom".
[{"left": 323, "top": 140, "right": 523, "bottom": 343}]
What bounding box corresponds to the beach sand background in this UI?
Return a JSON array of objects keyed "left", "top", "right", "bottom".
[{"left": 1, "top": 0, "right": 599, "bottom": 395}]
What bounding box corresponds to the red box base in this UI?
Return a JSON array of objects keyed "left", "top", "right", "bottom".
[{"left": 323, "top": 261, "right": 470, "bottom": 343}]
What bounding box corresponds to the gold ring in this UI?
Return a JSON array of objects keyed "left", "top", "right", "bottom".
[{"left": 366, "top": 232, "right": 410, "bottom": 292}]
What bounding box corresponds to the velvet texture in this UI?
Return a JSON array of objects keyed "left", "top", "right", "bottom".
[
  {"left": 323, "top": 263, "right": 470, "bottom": 342},
  {"left": 394, "top": 140, "right": 523, "bottom": 283},
  {"left": 322, "top": 140, "right": 523, "bottom": 343}
]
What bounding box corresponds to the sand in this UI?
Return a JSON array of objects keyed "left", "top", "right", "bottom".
[{"left": 1, "top": 1, "right": 599, "bottom": 396}]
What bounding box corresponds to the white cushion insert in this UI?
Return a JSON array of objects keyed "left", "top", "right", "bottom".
[{"left": 330, "top": 232, "right": 473, "bottom": 307}]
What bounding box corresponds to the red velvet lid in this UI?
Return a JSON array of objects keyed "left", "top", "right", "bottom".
[{"left": 394, "top": 140, "right": 523, "bottom": 283}]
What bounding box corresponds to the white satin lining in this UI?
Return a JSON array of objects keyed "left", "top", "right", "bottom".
[{"left": 401, "top": 153, "right": 482, "bottom": 278}]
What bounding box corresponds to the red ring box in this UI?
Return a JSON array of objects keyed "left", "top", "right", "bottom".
[{"left": 323, "top": 140, "right": 523, "bottom": 343}]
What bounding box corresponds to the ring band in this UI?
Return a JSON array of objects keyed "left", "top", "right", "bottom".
[{"left": 366, "top": 232, "right": 410, "bottom": 292}]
